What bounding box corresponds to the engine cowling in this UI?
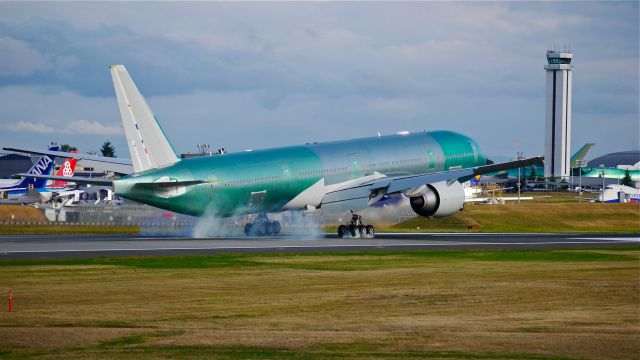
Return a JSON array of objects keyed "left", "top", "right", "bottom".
[{"left": 409, "top": 180, "right": 465, "bottom": 218}]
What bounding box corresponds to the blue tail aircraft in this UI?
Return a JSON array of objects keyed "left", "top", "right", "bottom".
[{"left": 0, "top": 146, "right": 59, "bottom": 201}]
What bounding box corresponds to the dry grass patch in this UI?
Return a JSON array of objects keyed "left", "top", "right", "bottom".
[{"left": 0, "top": 249, "right": 638, "bottom": 359}]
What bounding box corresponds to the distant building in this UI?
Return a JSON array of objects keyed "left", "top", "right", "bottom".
[
  {"left": 544, "top": 49, "right": 573, "bottom": 180},
  {"left": 0, "top": 153, "right": 33, "bottom": 178},
  {"left": 587, "top": 151, "right": 640, "bottom": 170}
]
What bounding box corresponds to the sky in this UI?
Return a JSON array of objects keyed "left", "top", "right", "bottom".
[{"left": 0, "top": 1, "right": 637, "bottom": 161}]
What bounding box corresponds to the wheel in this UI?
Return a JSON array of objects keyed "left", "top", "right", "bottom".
[
  {"left": 366, "top": 225, "right": 375, "bottom": 237},
  {"left": 244, "top": 223, "right": 252, "bottom": 236},
  {"left": 348, "top": 224, "right": 358, "bottom": 237},
  {"left": 271, "top": 221, "right": 281, "bottom": 235},
  {"left": 338, "top": 225, "right": 347, "bottom": 238},
  {"left": 358, "top": 225, "right": 365, "bottom": 235},
  {"left": 265, "top": 221, "right": 273, "bottom": 235}
]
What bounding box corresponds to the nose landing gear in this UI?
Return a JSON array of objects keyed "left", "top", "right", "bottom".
[
  {"left": 337, "top": 211, "right": 375, "bottom": 238},
  {"left": 244, "top": 213, "right": 281, "bottom": 236}
]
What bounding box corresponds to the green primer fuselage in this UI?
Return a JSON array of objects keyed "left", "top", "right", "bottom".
[{"left": 113, "top": 130, "right": 485, "bottom": 217}]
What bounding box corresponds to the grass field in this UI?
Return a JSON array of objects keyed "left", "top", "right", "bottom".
[
  {"left": 389, "top": 201, "right": 640, "bottom": 234},
  {"left": 1, "top": 248, "right": 638, "bottom": 359}
]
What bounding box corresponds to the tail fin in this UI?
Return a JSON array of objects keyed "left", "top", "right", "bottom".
[
  {"left": 50, "top": 150, "right": 78, "bottom": 189},
  {"left": 22, "top": 145, "right": 58, "bottom": 189},
  {"left": 110, "top": 64, "right": 179, "bottom": 173},
  {"left": 570, "top": 143, "right": 595, "bottom": 168}
]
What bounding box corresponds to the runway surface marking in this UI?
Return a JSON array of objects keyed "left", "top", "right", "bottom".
[
  {"left": 0, "top": 233, "right": 637, "bottom": 259},
  {"left": 1, "top": 240, "right": 637, "bottom": 254}
]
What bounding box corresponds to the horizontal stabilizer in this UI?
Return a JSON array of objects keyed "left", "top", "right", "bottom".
[
  {"left": 135, "top": 179, "right": 207, "bottom": 188},
  {"left": 2, "top": 146, "right": 133, "bottom": 174},
  {"left": 12, "top": 173, "right": 113, "bottom": 186}
]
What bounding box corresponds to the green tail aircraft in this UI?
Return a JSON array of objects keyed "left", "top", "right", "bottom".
[{"left": 24, "top": 65, "right": 543, "bottom": 238}]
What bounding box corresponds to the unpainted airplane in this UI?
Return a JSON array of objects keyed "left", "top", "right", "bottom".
[{"left": 23, "top": 65, "right": 543, "bottom": 237}]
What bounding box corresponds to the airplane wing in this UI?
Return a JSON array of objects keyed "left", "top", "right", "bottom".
[
  {"left": 0, "top": 189, "right": 44, "bottom": 205},
  {"left": 12, "top": 173, "right": 114, "bottom": 186},
  {"left": 320, "top": 156, "right": 544, "bottom": 213},
  {"left": 2, "top": 146, "right": 133, "bottom": 174}
]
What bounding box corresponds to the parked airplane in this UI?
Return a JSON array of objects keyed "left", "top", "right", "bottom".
[
  {"left": 484, "top": 143, "right": 595, "bottom": 182},
  {"left": 598, "top": 184, "right": 639, "bottom": 203},
  {"left": 0, "top": 146, "right": 58, "bottom": 204},
  {"left": 582, "top": 167, "right": 640, "bottom": 182},
  {"left": 22, "top": 65, "right": 543, "bottom": 237}
]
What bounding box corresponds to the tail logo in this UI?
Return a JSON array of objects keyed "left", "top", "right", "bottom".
[
  {"left": 30, "top": 156, "right": 53, "bottom": 176},
  {"left": 62, "top": 161, "right": 73, "bottom": 176}
]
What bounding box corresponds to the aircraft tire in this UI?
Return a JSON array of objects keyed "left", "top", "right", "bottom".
[
  {"left": 244, "top": 223, "right": 252, "bottom": 236},
  {"left": 366, "top": 225, "right": 375, "bottom": 237},
  {"left": 338, "top": 225, "right": 347, "bottom": 238}
]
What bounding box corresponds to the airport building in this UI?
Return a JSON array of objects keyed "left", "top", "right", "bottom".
[
  {"left": 587, "top": 151, "right": 640, "bottom": 170},
  {"left": 544, "top": 49, "right": 573, "bottom": 181}
]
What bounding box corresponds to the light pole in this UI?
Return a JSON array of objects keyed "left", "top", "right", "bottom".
[
  {"left": 577, "top": 159, "right": 587, "bottom": 202},
  {"left": 599, "top": 164, "right": 606, "bottom": 204},
  {"left": 516, "top": 152, "right": 524, "bottom": 203}
]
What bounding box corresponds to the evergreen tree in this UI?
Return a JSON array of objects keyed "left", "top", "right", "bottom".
[
  {"left": 100, "top": 140, "right": 116, "bottom": 158},
  {"left": 60, "top": 144, "right": 78, "bottom": 152},
  {"left": 622, "top": 169, "right": 632, "bottom": 187}
]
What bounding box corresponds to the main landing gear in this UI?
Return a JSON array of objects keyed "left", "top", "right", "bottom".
[
  {"left": 337, "top": 211, "right": 375, "bottom": 238},
  {"left": 244, "top": 213, "right": 281, "bottom": 236}
]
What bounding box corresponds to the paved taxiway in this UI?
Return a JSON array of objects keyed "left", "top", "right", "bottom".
[{"left": 0, "top": 233, "right": 637, "bottom": 260}]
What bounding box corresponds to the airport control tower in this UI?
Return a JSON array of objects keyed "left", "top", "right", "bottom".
[{"left": 544, "top": 49, "right": 573, "bottom": 181}]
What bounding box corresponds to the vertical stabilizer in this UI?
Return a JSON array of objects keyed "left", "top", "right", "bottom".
[
  {"left": 24, "top": 145, "right": 58, "bottom": 189},
  {"left": 570, "top": 143, "right": 594, "bottom": 168},
  {"left": 110, "top": 64, "right": 179, "bottom": 173}
]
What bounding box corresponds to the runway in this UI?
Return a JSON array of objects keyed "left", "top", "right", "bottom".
[{"left": 0, "top": 233, "right": 637, "bottom": 260}]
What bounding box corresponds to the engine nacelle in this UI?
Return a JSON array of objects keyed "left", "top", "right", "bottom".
[{"left": 409, "top": 180, "right": 465, "bottom": 218}]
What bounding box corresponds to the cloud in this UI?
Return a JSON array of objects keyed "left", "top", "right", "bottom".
[
  {"left": 3, "top": 120, "right": 54, "bottom": 133},
  {"left": 63, "top": 119, "right": 122, "bottom": 135},
  {"left": 0, "top": 35, "right": 51, "bottom": 76},
  {"left": 3, "top": 119, "right": 121, "bottom": 135},
  {"left": 0, "top": 2, "right": 636, "bottom": 158}
]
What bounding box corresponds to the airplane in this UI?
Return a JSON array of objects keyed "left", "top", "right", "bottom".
[
  {"left": 0, "top": 149, "right": 78, "bottom": 205},
  {"left": 598, "top": 184, "right": 639, "bottom": 203},
  {"left": 484, "top": 143, "right": 595, "bottom": 182},
  {"left": 582, "top": 167, "right": 640, "bottom": 182},
  {"left": 0, "top": 145, "right": 58, "bottom": 204},
  {"left": 21, "top": 65, "right": 543, "bottom": 237}
]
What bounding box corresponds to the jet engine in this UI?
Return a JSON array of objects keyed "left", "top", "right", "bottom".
[{"left": 409, "top": 180, "right": 465, "bottom": 218}]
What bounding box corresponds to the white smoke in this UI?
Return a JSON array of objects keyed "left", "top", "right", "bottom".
[{"left": 191, "top": 202, "right": 324, "bottom": 239}]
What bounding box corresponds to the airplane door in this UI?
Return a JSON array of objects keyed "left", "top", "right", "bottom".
[{"left": 426, "top": 150, "right": 435, "bottom": 169}]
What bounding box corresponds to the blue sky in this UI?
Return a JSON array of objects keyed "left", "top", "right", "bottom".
[{"left": 0, "top": 1, "right": 637, "bottom": 161}]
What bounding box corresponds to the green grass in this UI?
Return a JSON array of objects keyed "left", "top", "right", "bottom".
[
  {"left": 64, "top": 345, "right": 581, "bottom": 360},
  {"left": 0, "top": 224, "right": 140, "bottom": 235},
  {"left": 1, "top": 248, "right": 636, "bottom": 270},
  {"left": 390, "top": 202, "right": 640, "bottom": 234}
]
